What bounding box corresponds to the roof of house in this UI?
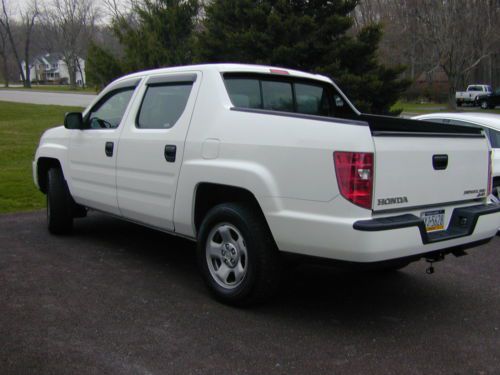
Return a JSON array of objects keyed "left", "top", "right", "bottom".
[
  {"left": 416, "top": 67, "right": 449, "bottom": 84},
  {"left": 33, "top": 53, "right": 64, "bottom": 66}
]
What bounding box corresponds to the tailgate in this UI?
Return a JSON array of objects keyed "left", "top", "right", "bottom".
[{"left": 362, "top": 115, "right": 490, "bottom": 212}]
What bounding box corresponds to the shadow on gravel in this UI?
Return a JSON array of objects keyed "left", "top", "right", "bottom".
[{"left": 67, "top": 212, "right": 460, "bottom": 326}]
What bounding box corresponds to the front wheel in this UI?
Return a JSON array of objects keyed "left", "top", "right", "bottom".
[
  {"left": 481, "top": 100, "right": 488, "bottom": 109},
  {"left": 197, "top": 203, "right": 282, "bottom": 306},
  {"left": 47, "top": 168, "right": 74, "bottom": 234}
]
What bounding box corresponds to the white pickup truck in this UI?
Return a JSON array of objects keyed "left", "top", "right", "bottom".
[
  {"left": 456, "top": 84, "right": 493, "bottom": 106},
  {"left": 33, "top": 64, "right": 500, "bottom": 305}
]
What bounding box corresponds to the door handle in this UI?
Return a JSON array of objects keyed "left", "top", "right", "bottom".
[
  {"left": 164, "top": 145, "right": 177, "bottom": 162},
  {"left": 433, "top": 154, "right": 448, "bottom": 170},
  {"left": 105, "top": 142, "right": 114, "bottom": 157}
]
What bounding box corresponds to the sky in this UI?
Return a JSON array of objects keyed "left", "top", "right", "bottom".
[{"left": 7, "top": 0, "right": 128, "bottom": 23}]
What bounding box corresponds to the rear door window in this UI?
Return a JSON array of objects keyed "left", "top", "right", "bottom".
[{"left": 137, "top": 83, "right": 193, "bottom": 129}]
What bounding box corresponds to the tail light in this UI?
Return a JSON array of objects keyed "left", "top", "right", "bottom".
[
  {"left": 334, "top": 151, "right": 374, "bottom": 209},
  {"left": 487, "top": 150, "right": 492, "bottom": 196}
]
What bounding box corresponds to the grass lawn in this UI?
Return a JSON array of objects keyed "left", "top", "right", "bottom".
[
  {"left": 0, "top": 101, "right": 83, "bottom": 213},
  {"left": 392, "top": 100, "right": 500, "bottom": 115},
  {"left": 0, "top": 85, "right": 98, "bottom": 94}
]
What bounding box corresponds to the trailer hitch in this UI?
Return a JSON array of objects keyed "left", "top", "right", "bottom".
[{"left": 425, "top": 253, "right": 445, "bottom": 274}]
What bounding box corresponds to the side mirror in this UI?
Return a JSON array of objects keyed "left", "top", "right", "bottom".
[{"left": 64, "top": 112, "right": 84, "bottom": 129}]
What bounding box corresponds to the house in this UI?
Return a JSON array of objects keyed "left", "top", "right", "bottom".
[
  {"left": 21, "top": 52, "right": 86, "bottom": 86},
  {"left": 412, "top": 67, "right": 450, "bottom": 102}
]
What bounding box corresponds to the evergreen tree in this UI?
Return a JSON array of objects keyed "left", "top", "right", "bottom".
[
  {"left": 114, "top": 0, "right": 199, "bottom": 72},
  {"left": 86, "top": 42, "right": 123, "bottom": 88},
  {"left": 197, "top": 0, "right": 410, "bottom": 114},
  {"left": 87, "top": 0, "right": 199, "bottom": 88}
]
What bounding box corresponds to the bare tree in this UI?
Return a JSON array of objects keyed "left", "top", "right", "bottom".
[
  {"left": 0, "top": 0, "right": 39, "bottom": 87},
  {"left": 0, "top": 23, "right": 8, "bottom": 86},
  {"left": 415, "top": 0, "right": 500, "bottom": 108},
  {"left": 102, "top": 0, "right": 135, "bottom": 19},
  {"left": 20, "top": 0, "right": 39, "bottom": 87},
  {"left": 43, "top": 0, "right": 99, "bottom": 88}
]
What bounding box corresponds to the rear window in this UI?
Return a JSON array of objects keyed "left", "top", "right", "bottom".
[
  {"left": 262, "top": 81, "right": 293, "bottom": 111},
  {"left": 468, "top": 86, "right": 482, "bottom": 91},
  {"left": 489, "top": 128, "right": 500, "bottom": 148},
  {"left": 224, "top": 73, "right": 355, "bottom": 118}
]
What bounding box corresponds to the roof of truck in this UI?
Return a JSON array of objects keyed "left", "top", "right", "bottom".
[{"left": 114, "top": 63, "right": 333, "bottom": 84}]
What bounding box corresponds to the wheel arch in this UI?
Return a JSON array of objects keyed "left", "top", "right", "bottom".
[
  {"left": 193, "top": 183, "right": 275, "bottom": 241},
  {"left": 37, "top": 157, "right": 63, "bottom": 194}
]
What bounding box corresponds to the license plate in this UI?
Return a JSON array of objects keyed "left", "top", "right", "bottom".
[{"left": 421, "top": 209, "right": 445, "bottom": 232}]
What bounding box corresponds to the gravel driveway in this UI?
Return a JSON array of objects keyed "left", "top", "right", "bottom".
[{"left": 1, "top": 211, "right": 499, "bottom": 374}]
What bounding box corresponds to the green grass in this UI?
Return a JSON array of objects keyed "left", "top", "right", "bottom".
[
  {"left": 0, "top": 85, "right": 97, "bottom": 94},
  {"left": 392, "top": 100, "right": 500, "bottom": 115},
  {"left": 0, "top": 101, "right": 83, "bottom": 213}
]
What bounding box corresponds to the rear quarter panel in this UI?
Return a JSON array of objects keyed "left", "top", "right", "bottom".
[{"left": 173, "top": 69, "right": 375, "bottom": 239}]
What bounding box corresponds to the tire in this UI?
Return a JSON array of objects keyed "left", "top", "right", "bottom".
[
  {"left": 47, "top": 168, "right": 74, "bottom": 234},
  {"left": 456, "top": 101, "right": 462, "bottom": 107},
  {"left": 197, "top": 202, "right": 282, "bottom": 306},
  {"left": 481, "top": 101, "right": 488, "bottom": 110}
]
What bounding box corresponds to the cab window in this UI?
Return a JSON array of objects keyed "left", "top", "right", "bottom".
[{"left": 87, "top": 88, "right": 135, "bottom": 129}]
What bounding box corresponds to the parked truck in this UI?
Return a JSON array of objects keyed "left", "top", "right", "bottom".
[
  {"left": 33, "top": 64, "right": 500, "bottom": 305},
  {"left": 456, "top": 84, "right": 493, "bottom": 106}
]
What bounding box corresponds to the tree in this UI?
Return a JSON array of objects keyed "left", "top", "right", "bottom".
[
  {"left": 86, "top": 41, "right": 123, "bottom": 88},
  {"left": 0, "top": 0, "right": 39, "bottom": 87},
  {"left": 43, "top": 0, "right": 99, "bottom": 87},
  {"left": 197, "top": 0, "right": 410, "bottom": 114},
  {"left": 112, "top": 0, "right": 200, "bottom": 72},
  {"left": 414, "top": 0, "right": 500, "bottom": 108},
  {"left": 87, "top": 0, "right": 200, "bottom": 87},
  {"left": 0, "top": 19, "right": 8, "bottom": 86}
]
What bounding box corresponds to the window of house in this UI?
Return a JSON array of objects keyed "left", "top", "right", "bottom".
[{"left": 136, "top": 83, "right": 193, "bottom": 129}]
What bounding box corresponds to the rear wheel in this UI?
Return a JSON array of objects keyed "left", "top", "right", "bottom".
[
  {"left": 456, "top": 101, "right": 462, "bottom": 107},
  {"left": 47, "top": 168, "right": 74, "bottom": 234},
  {"left": 197, "top": 202, "right": 282, "bottom": 306}
]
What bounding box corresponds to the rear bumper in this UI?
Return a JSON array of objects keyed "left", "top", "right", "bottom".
[
  {"left": 267, "top": 201, "right": 500, "bottom": 263},
  {"left": 353, "top": 204, "right": 500, "bottom": 244}
]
